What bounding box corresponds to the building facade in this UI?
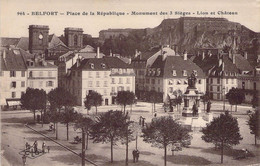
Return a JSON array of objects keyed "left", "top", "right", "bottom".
[{"left": 66, "top": 56, "right": 135, "bottom": 106}]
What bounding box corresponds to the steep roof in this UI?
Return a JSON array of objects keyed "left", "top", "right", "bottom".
[
  {"left": 0, "top": 49, "right": 28, "bottom": 71},
  {"left": 71, "top": 57, "right": 132, "bottom": 71},
  {"left": 0, "top": 38, "right": 20, "bottom": 47},
  {"left": 48, "top": 34, "right": 68, "bottom": 49},
  {"left": 103, "top": 57, "right": 132, "bottom": 68},
  {"left": 16, "top": 37, "right": 29, "bottom": 51},
  {"left": 148, "top": 55, "right": 205, "bottom": 78}
]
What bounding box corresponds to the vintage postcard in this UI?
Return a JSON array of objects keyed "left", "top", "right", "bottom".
[{"left": 1, "top": 0, "right": 259, "bottom": 166}]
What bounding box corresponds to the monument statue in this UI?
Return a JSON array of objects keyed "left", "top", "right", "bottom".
[{"left": 188, "top": 72, "right": 197, "bottom": 88}]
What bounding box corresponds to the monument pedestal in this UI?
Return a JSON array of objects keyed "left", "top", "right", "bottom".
[{"left": 182, "top": 88, "right": 202, "bottom": 117}]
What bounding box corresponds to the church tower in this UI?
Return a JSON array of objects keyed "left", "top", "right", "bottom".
[
  {"left": 29, "top": 25, "right": 49, "bottom": 54},
  {"left": 64, "top": 27, "right": 83, "bottom": 50}
]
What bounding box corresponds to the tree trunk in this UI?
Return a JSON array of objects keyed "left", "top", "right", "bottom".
[
  {"left": 126, "top": 129, "right": 128, "bottom": 166},
  {"left": 221, "top": 141, "right": 224, "bottom": 164},
  {"left": 33, "top": 110, "right": 36, "bottom": 122},
  {"left": 154, "top": 103, "right": 156, "bottom": 113},
  {"left": 136, "top": 134, "right": 138, "bottom": 150},
  {"left": 66, "top": 123, "right": 69, "bottom": 141},
  {"left": 41, "top": 110, "right": 43, "bottom": 127},
  {"left": 255, "top": 134, "right": 257, "bottom": 146},
  {"left": 124, "top": 105, "right": 126, "bottom": 114},
  {"left": 53, "top": 122, "right": 56, "bottom": 133},
  {"left": 86, "top": 132, "right": 88, "bottom": 150},
  {"left": 95, "top": 106, "right": 97, "bottom": 115},
  {"left": 56, "top": 123, "right": 58, "bottom": 140},
  {"left": 111, "top": 138, "right": 113, "bottom": 163},
  {"left": 164, "top": 145, "right": 167, "bottom": 166},
  {"left": 82, "top": 129, "right": 85, "bottom": 166},
  {"left": 204, "top": 103, "right": 206, "bottom": 112},
  {"left": 235, "top": 105, "right": 237, "bottom": 112},
  {"left": 230, "top": 105, "right": 232, "bottom": 114}
]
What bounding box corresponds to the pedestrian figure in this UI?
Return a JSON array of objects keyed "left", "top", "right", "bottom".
[
  {"left": 47, "top": 146, "right": 50, "bottom": 153},
  {"left": 30, "top": 147, "right": 34, "bottom": 157},
  {"left": 132, "top": 150, "right": 136, "bottom": 162},
  {"left": 25, "top": 142, "right": 30, "bottom": 150},
  {"left": 33, "top": 141, "right": 38, "bottom": 154},
  {"left": 154, "top": 113, "right": 157, "bottom": 117},
  {"left": 136, "top": 149, "right": 140, "bottom": 162},
  {"left": 22, "top": 154, "right": 27, "bottom": 166},
  {"left": 42, "top": 142, "right": 46, "bottom": 153},
  {"left": 142, "top": 118, "right": 145, "bottom": 127},
  {"left": 139, "top": 116, "right": 142, "bottom": 125}
]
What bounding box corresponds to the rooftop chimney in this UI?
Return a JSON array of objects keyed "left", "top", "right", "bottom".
[
  {"left": 218, "top": 57, "right": 222, "bottom": 66},
  {"left": 3, "top": 50, "right": 6, "bottom": 59},
  {"left": 244, "top": 52, "right": 247, "bottom": 59},
  {"left": 110, "top": 49, "right": 112, "bottom": 57},
  {"left": 96, "top": 47, "right": 100, "bottom": 58},
  {"left": 183, "top": 51, "right": 187, "bottom": 60},
  {"left": 232, "top": 54, "right": 236, "bottom": 64},
  {"left": 202, "top": 51, "right": 205, "bottom": 60},
  {"left": 76, "top": 58, "right": 80, "bottom": 67}
]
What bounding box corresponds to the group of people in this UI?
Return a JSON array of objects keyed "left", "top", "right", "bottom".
[
  {"left": 132, "top": 149, "right": 140, "bottom": 163},
  {"left": 25, "top": 140, "right": 50, "bottom": 155}
]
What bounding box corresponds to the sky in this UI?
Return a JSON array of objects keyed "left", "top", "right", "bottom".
[{"left": 0, "top": 0, "right": 260, "bottom": 38}]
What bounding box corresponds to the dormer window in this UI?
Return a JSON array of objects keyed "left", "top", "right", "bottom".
[
  {"left": 101, "top": 63, "right": 106, "bottom": 68},
  {"left": 193, "top": 70, "right": 197, "bottom": 76},
  {"left": 177, "top": 80, "right": 181, "bottom": 85},
  {"left": 183, "top": 70, "right": 187, "bottom": 76},
  {"left": 184, "top": 80, "right": 188, "bottom": 84},
  {"left": 168, "top": 80, "right": 173, "bottom": 85},
  {"left": 152, "top": 69, "right": 156, "bottom": 76},
  {"left": 172, "top": 70, "right": 177, "bottom": 76},
  {"left": 90, "top": 63, "right": 94, "bottom": 69},
  {"left": 157, "top": 68, "right": 161, "bottom": 76},
  {"left": 119, "top": 69, "right": 122, "bottom": 74}
]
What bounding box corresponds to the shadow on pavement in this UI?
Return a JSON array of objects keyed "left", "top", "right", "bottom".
[
  {"left": 201, "top": 147, "right": 240, "bottom": 157},
  {"left": 166, "top": 154, "right": 212, "bottom": 165},
  {"left": 48, "top": 145, "right": 78, "bottom": 151},
  {"left": 140, "top": 151, "right": 155, "bottom": 156},
  {"left": 101, "top": 160, "right": 157, "bottom": 166},
  {"left": 1, "top": 117, "right": 34, "bottom": 124},
  {"left": 50, "top": 153, "right": 81, "bottom": 165}
]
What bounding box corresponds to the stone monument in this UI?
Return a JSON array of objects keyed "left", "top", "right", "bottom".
[{"left": 182, "top": 72, "right": 203, "bottom": 117}]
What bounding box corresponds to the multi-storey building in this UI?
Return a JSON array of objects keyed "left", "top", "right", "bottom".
[
  {"left": 27, "top": 56, "right": 58, "bottom": 94},
  {"left": 0, "top": 49, "right": 28, "bottom": 108},
  {"left": 144, "top": 46, "right": 206, "bottom": 102},
  {"left": 192, "top": 49, "right": 253, "bottom": 100},
  {"left": 66, "top": 56, "right": 135, "bottom": 106}
]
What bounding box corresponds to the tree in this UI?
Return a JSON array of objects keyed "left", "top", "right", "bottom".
[
  {"left": 74, "top": 114, "right": 94, "bottom": 150},
  {"left": 142, "top": 116, "right": 191, "bottom": 166},
  {"left": 48, "top": 88, "right": 76, "bottom": 140},
  {"left": 172, "top": 90, "right": 183, "bottom": 112},
  {"left": 226, "top": 88, "right": 245, "bottom": 112},
  {"left": 201, "top": 112, "right": 243, "bottom": 163},
  {"left": 149, "top": 90, "right": 162, "bottom": 113},
  {"left": 60, "top": 107, "right": 78, "bottom": 140},
  {"left": 91, "top": 110, "right": 129, "bottom": 163},
  {"left": 201, "top": 92, "right": 210, "bottom": 112},
  {"left": 251, "top": 94, "right": 259, "bottom": 108},
  {"left": 46, "top": 108, "right": 60, "bottom": 134},
  {"left": 116, "top": 91, "right": 136, "bottom": 114},
  {"left": 21, "top": 88, "right": 47, "bottom": 122},
  {"left": 247, "top": 110, "right": 259, "bottom": 145},
  {"left": 84, "top": 91, "right": 103, "bottom": 114}
]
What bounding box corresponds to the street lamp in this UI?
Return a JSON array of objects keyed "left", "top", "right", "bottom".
[{"left": 222, "top": 87, "right": 226, "bottom": 111}]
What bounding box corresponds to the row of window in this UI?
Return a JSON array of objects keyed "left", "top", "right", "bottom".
[
  {"left": 29, "top": 81, "right": 54, "bottom": 87},
  {"left": 11, "top": 91, "right": 25, "bottom": 98},
  {"left": 29, "top": 71, "right": 53, "bottom": 77},
  {"left": 73, "top": 71, "right": 109, "bottom": 78},
  {"left": 111, "top": 78, "right": 131, "bottom": 84},
  {"left": 88, "top": 81, "right": 108, "bottom": 87},
  {"left": 11, "top": 81, "right": 26, "bottom": 88},
  {"left": 207, "top": 78, "right": 235, "bottom": 84},
  {"left": 8, "top": 71, "right": 26, "bottom": 77},
  {"left": 111, "top": 86, "right": 131, "bottom": 92}
]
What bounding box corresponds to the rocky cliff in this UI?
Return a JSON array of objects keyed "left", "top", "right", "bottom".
[{"left": 99, "top": 17, "right": 260, "bottom": 57}]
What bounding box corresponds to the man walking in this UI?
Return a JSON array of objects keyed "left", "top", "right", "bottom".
[
  {"left": 136, "top": 149, "right": 140, "bottom": 162},
  {"left": 132, "top": 150, "right": 136, "bottom": 163}
]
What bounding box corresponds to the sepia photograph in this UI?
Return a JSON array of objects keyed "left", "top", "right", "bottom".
[{"left": 0, "top": 0, "right": 260, "bottom": 165}]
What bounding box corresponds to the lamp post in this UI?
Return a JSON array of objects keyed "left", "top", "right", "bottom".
[{"left": 222, "top": 87, "right": 225, "bottom": 111}]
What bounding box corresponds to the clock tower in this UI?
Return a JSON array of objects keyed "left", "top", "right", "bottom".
[{"left": 29, "top": 25, "right": 49, "bottom": 54}]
